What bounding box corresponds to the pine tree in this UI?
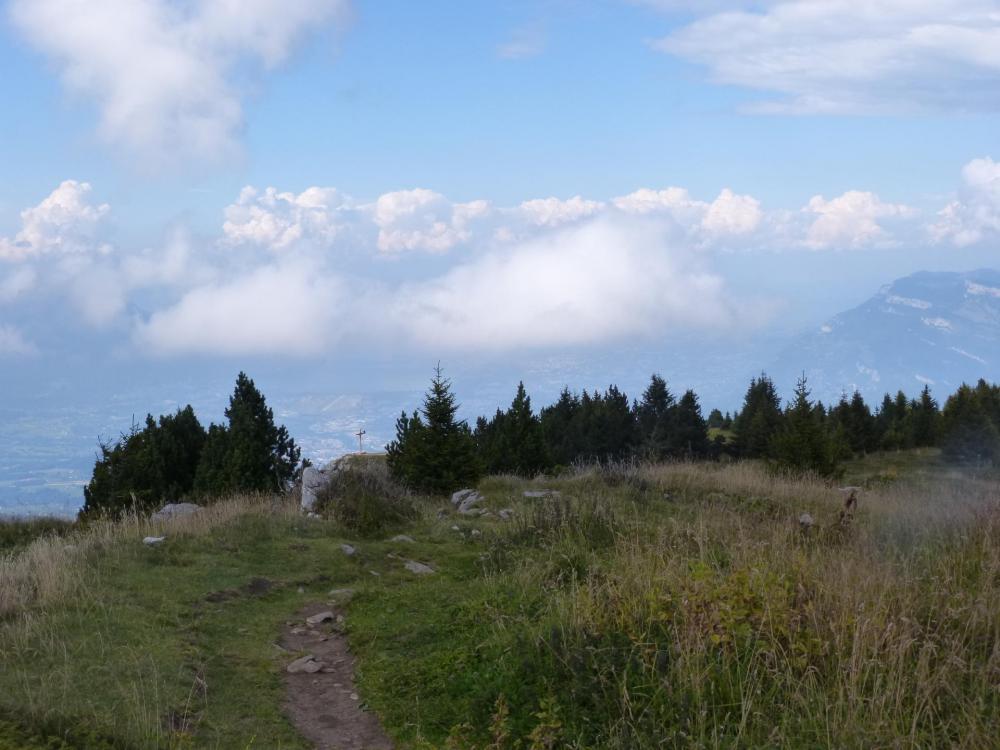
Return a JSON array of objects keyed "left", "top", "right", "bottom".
[
  {"left": 910, "top": 385, "right": 940, "bottom": 447},
  {"left": 540, "top": 388, "right": 583, "bottom": 467},
  {"left": 82, "top": 406, "right": 207, "bottom": 519},
  {"left": 734, "top": 374, "right": 783, "bottom": 458},
  {"left": 636, "top": 374, "right": 675, "bottom": 459},
  {"left": 671, "top": 390, "right": 710, "bottom": 458},
  {"left": 940, "top": 382, "right": 1000, "bottom": 465},
  {"left": 771, "top": 374, "right": 838, "bottom": 476},
  {"left": 194, "top": 373, "right": 300, "bottom": 494},
  {"left": 387, "top": 366, "right": 481, "bottom": 493}
]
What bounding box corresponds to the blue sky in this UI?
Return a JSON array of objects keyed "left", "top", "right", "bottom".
[{"left": 1, "top": 0, "right": 999, "bottom": 373}]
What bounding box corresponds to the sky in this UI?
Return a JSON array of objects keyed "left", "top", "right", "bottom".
[{"left": 1, "top": 0, "right": 999, "bottom": 404}]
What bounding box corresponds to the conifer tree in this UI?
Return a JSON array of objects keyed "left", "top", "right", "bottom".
[
  {"left": 387, "top": 365, "right": 480, "bottom": 493},
  {"left": 733, "top": 374, "right": 783, "bottom": 458},
  {"left": 636, "top": 374, "right": 675, "bottom": 459},
  {"left": 671, "top": 390, "right": 710, "bottom": 458},
  {"left": 194, "top": 372, "right": 300, "bottom": 494},
  {"left": 771, "top": 374, "right": 838, "bottom": 476}
]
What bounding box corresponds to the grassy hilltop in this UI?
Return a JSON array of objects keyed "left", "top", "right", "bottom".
[{"left": 2, "top": 453, "right": 999, "bottom": 748}]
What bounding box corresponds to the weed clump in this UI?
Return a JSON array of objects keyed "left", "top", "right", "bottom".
[{"left": 317, "top": 460, "right": 415, "bottom": 537}]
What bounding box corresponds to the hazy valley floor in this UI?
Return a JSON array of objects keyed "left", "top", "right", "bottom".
[{"left": 2, "top": 453, "right": 999, "bottom": 748}]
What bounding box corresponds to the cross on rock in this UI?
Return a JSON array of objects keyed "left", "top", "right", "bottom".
[{"left": 355, "top": 428, "right": 366, "bottom": 453}]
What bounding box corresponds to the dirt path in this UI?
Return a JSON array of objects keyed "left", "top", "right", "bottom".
[{"left": 280, "top": 602, "right": 394, "bottom": 750}]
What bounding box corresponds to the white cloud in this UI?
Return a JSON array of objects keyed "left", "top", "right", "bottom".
[
  {"left": 611, "top": 186, "right": 761, "bottom": 242},
  {"left": 9, "top": 0, "right": 350, "bottom": 166},
  {"left": 223, "top": 186, "right": 353, "bottom": 250},
  {"left": 0, "top": 181, "right": 109, "bottom": 261},
  {"left": 135, "top": 263, "right": 342, "bottom": 356},
  {"left": 654, "top": 1, "right": 1000, "bottom": 114},
  {"left": 517, "top": 196, "right": 605, "bottom": 228},
  {"left": 388, "top": 217, "right": 756, "bottom": 350},
  {"left": 930, "top": 157, "right": 1000, "bottom": 246},
  {"left": 0, "top": 324, "right": 36, "bottom": 356},
  {"left": 803, "top": 191, "right": 912, "bottom": 249},
  {"left": 702, "top": 188, "right": 762, "bottom": 236},
  {"left": 374, "top": 189, "right": 490, "bottom": 253}
]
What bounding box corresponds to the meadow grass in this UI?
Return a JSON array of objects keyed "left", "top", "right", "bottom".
[{"left": 1, "top": 455, "right": 998, "bottom": 748}]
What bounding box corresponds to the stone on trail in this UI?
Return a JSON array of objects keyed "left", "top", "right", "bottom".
[
  {"left": 287, "top": 655, "right": 324, "bottom": 674},
  {"left": 306, "top": 611, "right": 335, "bottom": 626},
  {"left": 142, "top": 536, "right": 166, "bottom": 546},
  {"left": 404, "top": 560, "right": 435, "bottom": 575},
  {"left": 150, "top": 503, "right": 201, "bottom": 522},
  {"left": 340, "top": 544, "right": 357, "bottom": 556},
  {"left": 451, "top": 489, "right": 485, "bottom": 514}
]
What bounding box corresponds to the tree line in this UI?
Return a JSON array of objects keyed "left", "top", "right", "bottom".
[
  {"left": 387, "top": 368, "right": 1000, "bottom": 492},
  {"left": 83, "top": 367, "right": 1000, "bottom": 514},
  {"left": 82, "top": 372, "right": 300, "bottom": 519}
]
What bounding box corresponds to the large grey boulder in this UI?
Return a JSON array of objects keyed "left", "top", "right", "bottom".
[
  {"left": 150, "top": 503, "right": 201, "bottom": 523},
  {"left": 301, "top": 466, "right": 329, "bottom": 511},
  {"left": 451, "top": 489, "right": 485, "bottom": 515}
]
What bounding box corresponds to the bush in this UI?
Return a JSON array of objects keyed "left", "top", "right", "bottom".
[{"left": 316, "top": 459, "right": 415, "bottom": 537}]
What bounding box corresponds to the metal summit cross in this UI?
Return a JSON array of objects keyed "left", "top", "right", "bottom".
[{"left": 355, "top": 428, "right": 366, "bottom": 453}]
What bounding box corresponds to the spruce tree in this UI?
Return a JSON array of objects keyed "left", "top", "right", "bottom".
[
  {"left": 636, "top": 374, "right": 675, "bottom": 460},
  {"left": 734, "top": 374, "right": 783, "bottom": 458},
  {"left": 387, "top": 366, "right": 480, "bottom": 493},
  {"left": 671, "top": 390, "right": 710, "bottom": 458},
  {"left": 194, "top": 372, "right": 300, "bottom": 495},
  {"left": 771, "top": 374, "right": 838, "bottom": 476}
]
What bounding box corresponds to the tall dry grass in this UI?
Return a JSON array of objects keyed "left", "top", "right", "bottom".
[
  {"left": 0, "top": 494, "right": 297, "bottom": 620},
  {"left": 479, "top": 460, "right": 1000, "bottom": 747}
]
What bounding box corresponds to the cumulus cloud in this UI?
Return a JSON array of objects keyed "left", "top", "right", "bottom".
[
  {"left": 0, "top": 181, "right": 110, "bottom": 261},
  {"left": 803, "top": 191, "right": 912, "bottom": 250},
  {"left": 389, "top": 217, "right": 752, "bottom": 350},
  {"left": 223, "top": 186, "right": 354, "bottom": 251},
  {"left": 9, "top": 0, "right": 350, "bottom": 166},
  {"left": 611, "top": 186, "right": 761, "bottom": 241},
  {"left": 135, "top": 263, "right": 342, "bottom": 356},
  {"left": 930, "top": 157, "right": 1000, "bottom": 246},
  {"left": 517, "top": 196, "right": 605, "bottom": 228},
  {"left": 373, "top": 189, "right": 490, "bottom": 253},
  {"left": 654, "top": 1, "right": 1000, "bottom": 114}
]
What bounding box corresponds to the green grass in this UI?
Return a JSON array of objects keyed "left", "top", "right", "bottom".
[
  {"left": 3, "top": 453, "right": 1000, "bottom": 748},
  {"left": 0, "top": 515, "right": 75, "bottom": 553}
]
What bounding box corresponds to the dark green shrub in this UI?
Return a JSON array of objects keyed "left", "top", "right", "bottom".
[{"left": 317, "top": 459, "right": 415, "bottom": 537}]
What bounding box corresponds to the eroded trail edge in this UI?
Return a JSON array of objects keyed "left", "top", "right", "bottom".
[{"left": 280, "top": 602, "right": 393, "bottom": 750}]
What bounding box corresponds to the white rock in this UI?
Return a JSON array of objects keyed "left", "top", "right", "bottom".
[
  {"left": 498, "top": 509, "right": 514, "bottom": 520},
  {"left": 404, "top": 560, "right": 435, "bottom": 575},
  {"left": 471, "top": 529, "right": 482, "bottom": 537},
  {"left": 328, "top": 588, "right": 355, "bottom": 601},
  {"left": 798, "top": 513, "right": 815, "bottom": 529},
  {"left": 143, "top": 536, "right": 166, "bottom": 546},
  {"left": 287, "top": 655, "right": 323, "bottom": 674},
  {"left": 301, "top": 466, "right": 328, "bottom": 512},
  {"left": 340, "top": 543, "right": 357, "bottom": 556},
  {"left": 390, "top": 534, "right": 415, "bottom": 543},
  {"left": 150, "top": 503, "right": 200, "bottom": 522},
  {"left": 305, "top": 611, "right": 335, "bottom": 626},
  {"left": 451, "top": 489, "right": 485, "bottom": 514}
]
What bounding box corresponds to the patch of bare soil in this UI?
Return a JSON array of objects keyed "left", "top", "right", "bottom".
[{"left": 280, "top": 602, "right": 394, "bottom": 750}]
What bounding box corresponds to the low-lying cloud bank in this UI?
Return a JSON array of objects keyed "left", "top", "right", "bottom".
[{"left": 1, "top": 157, "right": 997, "bottom": 357}]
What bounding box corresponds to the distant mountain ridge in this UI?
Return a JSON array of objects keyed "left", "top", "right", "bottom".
[{"left": 771, "top": 269, "right": 1000, "bottom": 404}]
